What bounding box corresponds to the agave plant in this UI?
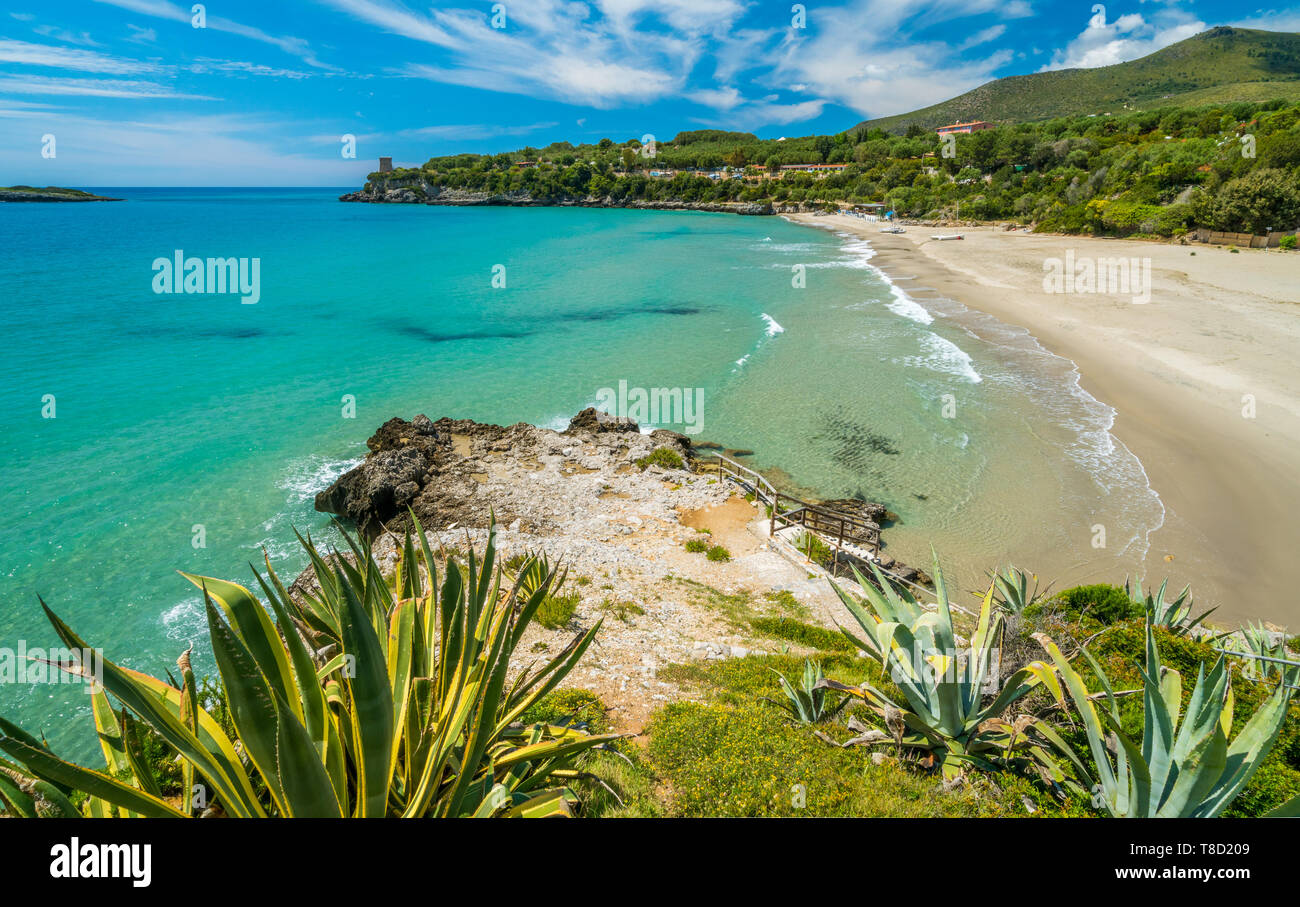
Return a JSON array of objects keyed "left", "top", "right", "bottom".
[
  {"left": 506, "top": 548, "right": 555, "bottom": 602},
  {"left": 1127, "top": 578, "right": 1214, "bottom": 635},
  {"left": 763, "top": 660, "right": 848, "bottom": 725},
  {"left": 1222, "top": 622, "right": 1296, "bottom": 682},
  {"left": 1030, "top": 622, "right": 1292, "bottom": 817},
  {"left": 818, "top": 558, "right": 1065, "bottom": 779},
  {"left": 989, "top": 565, "right": 1045, "bottom": 615},
  {"left": 0, "top": 516, "right": 618, "bottom": 818},
  {"left": 1267, "top": 792, "right": 1300, "bottom": 817}
]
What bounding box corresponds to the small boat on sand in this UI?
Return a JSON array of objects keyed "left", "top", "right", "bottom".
[
  {"left": 930, "top": 233, "right": 964, "bottom": 240},
  {"left": 880, "top": 226, "right": 906, "bottom": 234}
]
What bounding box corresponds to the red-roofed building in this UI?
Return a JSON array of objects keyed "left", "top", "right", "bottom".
[{"left": 936, "top": 121, "right": 995, "bottom": 136}]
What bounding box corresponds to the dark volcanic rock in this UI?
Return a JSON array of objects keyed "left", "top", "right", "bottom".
[
  {"left": 567, "top": 407, "right": 640, "bottom": 435},
  {"left": 315, "top": 414, "right": 452, "bottom": 534},
  {"left": 367, "top": 414, "right": 441, "bottom": 453},
  {"left": 648, "top": 428, "right": 693, "bottom": 459},
  {"left": 315, "top": 444, "right": 431, "bottom": 535}
]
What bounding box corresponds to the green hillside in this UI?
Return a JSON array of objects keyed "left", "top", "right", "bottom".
[{"left": 857, "top": 27, "right": 1300, "bottom": 134}]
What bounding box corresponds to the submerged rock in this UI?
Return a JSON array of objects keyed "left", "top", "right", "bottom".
[{"left": 818, "top": 498, "right": 892, "bottom": 525}]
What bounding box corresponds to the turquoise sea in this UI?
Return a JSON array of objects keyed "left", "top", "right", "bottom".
[{"left": 0, "top": 188, "right": 1164, "bottom": 756}]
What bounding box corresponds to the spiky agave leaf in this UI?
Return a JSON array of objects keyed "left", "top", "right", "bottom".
[
  {"left": 1, "top": 515, "right": 617, "bottom": 819},
  {"left": 1031, "top": 621, "right": 1292, "bottom": 817},
  {"left": 823, "top": 557, "right": 1059, "bottom": 777}
]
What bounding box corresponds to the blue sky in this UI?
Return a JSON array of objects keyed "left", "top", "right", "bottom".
[{"left": 1, "top": 0, "right": 1296, "bottom": 185}]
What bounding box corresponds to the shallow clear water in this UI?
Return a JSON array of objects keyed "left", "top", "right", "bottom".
[{"left": 0, "top": 190, "right": 1163, "bottom": 756}]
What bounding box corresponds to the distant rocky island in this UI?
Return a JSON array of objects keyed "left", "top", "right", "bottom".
[{"left": 0, "top": 186, "right": 121, "bottom": 202}]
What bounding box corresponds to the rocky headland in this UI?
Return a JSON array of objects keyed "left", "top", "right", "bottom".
[
  {"left": 339, "top": 180, "right": 774, "bottom": 215},
  {"left": 339, "top": 175, "right": 828, "bottom": 215},
  {"left": 304, "top": 410, "right": 923, "bottom": 732}
]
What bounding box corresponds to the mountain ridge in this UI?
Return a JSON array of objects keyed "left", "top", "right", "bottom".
[{"left": 855, "top": 27, "right": 1300, "bottom": 135}]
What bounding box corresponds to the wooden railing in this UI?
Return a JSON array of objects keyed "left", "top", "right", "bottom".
[
  {"left": 696, "top": 452, "right": 878, "bottom": 557},
  {"left": 695, "top": 452, "right": 941, "bottom": 605}
]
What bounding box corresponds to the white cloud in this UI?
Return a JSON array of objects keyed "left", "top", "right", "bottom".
[
  {"left": 0, "top": 108, "right": 365, "bottom": 185},
  {"left": 595, "top": 0, "right": 746, "bottom": 34},
  {"left": 89, "top": 0, "right": 188, "bottom": 22},
  {"left": 0, "top": 75, "right": 215, "bottom": 99},
  {"left": 314, "top": 0, "right": 457, "bottom": 46},
  {"left": 92, "top": 0, "right": 335, "bottom": 69},
  {"left": 323, "top": 0, "right": 694, "bottom": 107},
  {"left": 693, "top": 97, "right": 828, "bottom": 130},
  {"left": 958, "top": 24, "right": 1006, "bottom": 51},
  {"left": 688, "top": 86, "right": 744, "bottom": 110},
  {"left": 1231, "top": 11, "right": 1300, "bottom": 33},
  {"left": 768, "top": 0, "right": 1020, "bottom": 118},
  {"left": 32, "top": 26, "right": 103, "bottom": 47},
  {"left": 185, "top": 59, "right": 317, "bottom": 80},
  {"left": 126, "top": 24, "right": 157, "bottom": 44},
  {"left": 1042, "top": 9, "right": 1205, "bottom": 70},
  {"left": 0, "top": 38, "right": 159, "bottom": 74},
  {"left": 398, "top": 122, "right": 559, "bottom": 140}
]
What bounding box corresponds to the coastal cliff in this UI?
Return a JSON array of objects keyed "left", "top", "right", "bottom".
[{"left": 339, "top": 179, "right": 777, "bottom": 215}]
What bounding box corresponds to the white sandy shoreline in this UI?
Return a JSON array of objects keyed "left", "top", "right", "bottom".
[{"left": 787, "top": 212, "right": 1300, "bottom": 628}]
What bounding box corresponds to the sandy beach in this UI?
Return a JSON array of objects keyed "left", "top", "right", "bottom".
[{"left": 790, "top": 213, "right": 1300, "bottom": 628}]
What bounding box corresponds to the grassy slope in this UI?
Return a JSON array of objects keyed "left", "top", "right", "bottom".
[
  {"left": 857, "top": 27, "right": 1300, "bottom": 134},
  {"left": 524, "top": 581, "right": 1300, "bottom": 818}
]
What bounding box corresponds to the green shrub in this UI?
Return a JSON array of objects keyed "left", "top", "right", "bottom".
[
  {"left": 646, "top": 700, "right": 1083, "bottom": 817},
  {"left": 684, "top": 538, "right": 709, "bottom": 554},
  {"left": 1054, "top": 583, "right": 1140, "bottom": 624},
  {"left": 1223, "top": 760, "right": 1300, "bottom": 818},
  {"left": 519, "top": 688, "right": 610, "bottom": 735},
  {"left": 1281, "top": 234, "right": 1298, "bottom": 250},
  {"left": 635, "top": 447, "right": 684, "bottom": 471},
  {"left": 706, "top": 545, "right": 731, "bottom": 562},
  {"left": 1070, "top": 622, "right": 1300, "bottom": 816},
  {"left": 750, "top": 616, "right": 853, "bottom": 652},
  {"left": 762, "top": 589, "right": 809, "bottom": 618},
  {"left": 537, "top": 590, "right": 580, "bottom": 629},
  {"left": 794, "top": 531, "right": 833, "bottom": 569},
  {"left": 599, "top": 598, "right": 645, "bottom": 622}
]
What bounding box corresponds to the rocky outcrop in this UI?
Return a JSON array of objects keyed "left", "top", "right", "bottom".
[
  {"left": 818, "top": 498, "right": 894, "bottom": 526},
  {"left": 313, "top": 416, "right": 443, "bottom": 535},
  {"left": 566, "top": 407, "right": 640, "bottom": 435},
  {"left": 313, "top": 411, "right": 931, "bottom": 586},
  {"left": 314, "top": 411, "right": 696, "bottom": 537}
]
